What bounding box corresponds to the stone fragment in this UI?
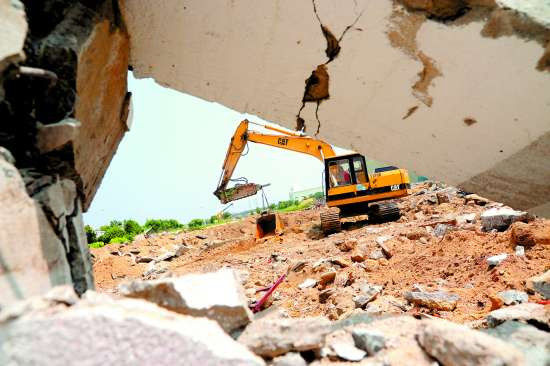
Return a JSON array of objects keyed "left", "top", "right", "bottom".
[
  {"left": 481, "top": 207, "right": 528, "bottom": 231},
  {"left": 351, "top": 329, "right": 386, "bottom": 355},
  {"left": 456, "top": 213, "right": 476, "bottom": 225},
  {"left": 417, "top": 319, "right": 524, "bottom": 366},
  {"left": 332, "top": 342, "right": 366, "bottom": 362},
  {"left": 464, "top": 194, "right": 490, "bottom": 205},
  {"left": 433, "top": 223, "right": 448, "bottom": 237},
  {"left": 353, "top": 284, "right": 382, "bottom": 309},
  {"left": 290, "top": 260, "right": 306, "bottom": 272},
  {"left": 119, "top": 268, "right": 252, "bottom": 333},
  {"left": 319, "top": 288, "right": 335, "bottom": 304},
  {"left": 0, "top": 147, "right": 15, "bottom": 164},
  {"left": 487, "top": 253, "right": 507, "bottom": 266},
  {"left": 404, "top": 290, "right": 459, "bottom": 311},
  {"left": 330, "top": 258, "right": 351, "bottom": 268},
  {"left": 515, "top": 245, "right": 525, "bottom": 257},
  {"left": 497, "top": 290, "right": 528, "bottom": 305},
  {"left": 483, "top": 321, "right": 550, "bottom": 366},
  {"left": 271, "top": 352, "right": 307, "bottom": 366},
  {"left": 405, "top": 229, "right": 428, "bottom": 240},
  {"left": 0, "top": 292, "right": 264, "bottom": 365},
  {"left": 419, "top": 237, "right": 428, "bottom": 244},
  {"left": 375, "top": 235, "right": 391, "bottom": 245},
  {"left": 238, "top": 316, "right": 331, "bottom": 357},
  {"left": 526, "top": 270, "right": 550, "bottom": 299},
  {"left": 436, "top": 192, "right": 450, "bottom": 204},
  {"left": 154, "top": 244, "right": 188, "bottom": 262},
  {"left": 319, "top": 271, "right": 336, "bottom": 286},
  {"left": 298, "top": 278, "right": 317, "bottom": 289},
  {"left": 510, "top": 221, "right": 550, "bottom": 248},
  {"left": 336, "top": 238, "right": 357, "bottom": 252},
  {"left": 136, "top": 256, "right": 155, "bottom": 263},
  {"left": 350, "top": 253, "right": 365, "bottom": 262},
  {"left": 36, "top": 119, "right": 80, "bottom": 153},
  {"left": 369, "top": 249, "right": 385, "bottom": 260},
  {"left": 486, "top": 303, "right": 550, "bottom": 328}
]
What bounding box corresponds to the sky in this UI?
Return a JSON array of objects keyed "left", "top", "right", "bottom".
[{"left": 83, "top": 73, "right": 339, "bottom": 228}]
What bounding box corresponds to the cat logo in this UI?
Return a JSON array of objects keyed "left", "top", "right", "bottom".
[
  {"left": 277, "top": 137, "right": 289, "bottom": 146},
  {"left": 390, "top": 184, "right": 400, "bottom": 191}
]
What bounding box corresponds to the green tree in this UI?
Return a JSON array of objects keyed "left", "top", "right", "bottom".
[
  {"left": 188, "top": 218, "right": 204, "bottom": 229},
  {"left": 84, "top": 225, "right": 97, "bottom": 243}
]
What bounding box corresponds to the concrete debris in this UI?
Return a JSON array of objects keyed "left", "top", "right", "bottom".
[
  {"left": 417, "top": 319, "right": 525, "bottom": 366},
  {"left": 487, "top": 253, "right": 508, "bottom": 266},
  {"left": 238, "top": 316, "right": 331, "bottom": 357},
  {"left": 510, "top": 221, "right": 550, "bottom": 248},
  {"left": 456, "top": 213, "right": 476, "bottom": 225},
  {"left": 336, "top": 238, "right": 357, "bottom": 252},
  {"left": 369, "top": 248, "right": 385, "bottom": 260},
  {"left": 135, "top": 256, "right": 155, "bottom": 263},
  {"left": 0, "top": 146, "right": 15, "bottom": 164},
  {"left": 436, "top": 192, "right": 450, "bottom": 204},
  {"left": 0, "top": 289, "right": 264, "bottom": 366},
  {"left": 497, "top": 290, "right": 528, "bottom": 305},
  {"left": 375, "top": 236, "right": 391, "bottom": 245},
  {"left": 433, "top": 223, "right": 448, "bottom": 237},
  {"left": 405, "top": 229, "right": 428, "bottom": 240},
  {"left": 483, "top": 321, "right": 550, "bottom": 366},
  {"left": 351, "top": 329, "right": 386, "bottom": 355},
  {"left": 298, "top": 278, "right": 318, "bottom": 289},
  {"left": 118, "top": 268, "right": 252, "bottom": 333},
  {"left": 526, "top": 270, "right": 549, "bottom": 299},
  {"left": 36, "top": 119, "right": 80, "bottom": 154},
  {"left": 290, "top": 260, "right": 306, "bottom": 272},
  {"left": 353, "top": 284, "right": 382, "bottom": 309},
  {"left": 319, "top": 271, "right": 337, "bottom": 286},
  {"left": 319, "top": 288, "right": 336, "bottom": 304},
  {"left": 464, "top": 194, "right": 490, "bottom": 206},
  {"left": 486, "top": 303, "right": 550, "bottom": 328},
  {"left": 515, "top": 245, "right": 525, "bottom": 257},
  {"left": 331, "top": 342, "right": 366, "bottom": 362},
  {"left": 481, "top": 207, "right": 528, "bottom": 231},
  {"left": 154, "top": 244, "right": 188, "bottom": 262},
  {"left": 404, "top": 290, "right": 459, "bottom": 311},
  {"left": 271, "top": 352, "right": 307, "bottom": 366}
]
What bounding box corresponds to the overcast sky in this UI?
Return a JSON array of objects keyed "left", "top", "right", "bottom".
[{"left": 83, "top": 73, "right": 335, "bottom": 228}]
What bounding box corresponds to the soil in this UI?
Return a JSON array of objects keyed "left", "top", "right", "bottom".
[{"left": 91, "top": 182, "right": 550, "bottom": 323}]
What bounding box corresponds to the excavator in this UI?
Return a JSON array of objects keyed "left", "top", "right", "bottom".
[{"left": 214, "top": 119, "right": 411, "bottom": 235}]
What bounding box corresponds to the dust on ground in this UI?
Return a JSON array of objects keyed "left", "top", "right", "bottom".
[{"left": 92, "top": 183, "right": 549, "bottom": 324}]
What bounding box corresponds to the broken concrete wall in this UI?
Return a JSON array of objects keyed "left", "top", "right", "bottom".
[
  {"left": 121, "top": 0, "right": 550, "bottom": 216},
  {"left": 0, "top": 0, "right": 130, "bottom": 306}
]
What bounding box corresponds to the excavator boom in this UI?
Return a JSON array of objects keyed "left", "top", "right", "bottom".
[{"left": 214, "top": 119, "right": 336, "bottom": 203}]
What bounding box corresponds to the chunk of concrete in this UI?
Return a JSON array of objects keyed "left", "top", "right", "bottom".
[
  {"left": 36, "top": 119, "right": 80, "bottom": 154},
  {"left": 481, "top": 207, "right": 528, "bottom": 231},
  {"left": 118, "top": 268, "right": 252, "bottom": 333},
  {"left": 487, "top": 253, "right": 508, "bottom": 266},
  {"left": 271, "top": 352, "right": 307, "bottom": 366},
  {"left": 527, "top": 270, "right": 550, "bottom": 299},
  {"left": 0, "top": 0, "right": 27, "bottom": 72},
  {"left": 417, "top": 319, "right": 525, "bottom": 366},
  {"left": 404, "top": 290, "right": 459, "bottom": 311},
  {"left": 351, "top": 329, "right": 386, "bottom": 355},
  {"left": 510, "top": 221, "right": 550, "bottom": 248},
  {"left": 332, "top": 342, "right": 366, "bottom": 362},
  {"left": 0, "top": 290, "right": 264, "bottom": 365},
  {"left": 487, "top": 303, "right": 550, "bottom": 328},
  {"left": 497, "top": 290, "right": 528, "bottom": 305},
  {"left": 298, "top": 278, "right": 317, "bottom": 289},
  {"left": 353, "top": 284, "right": 382, "bottom": 309},
  {"left": 483, "top": 321, "right": 550, "bottom": 366},
  {"left": 238, "top": 316, "right": 331, "bottom": 357}
]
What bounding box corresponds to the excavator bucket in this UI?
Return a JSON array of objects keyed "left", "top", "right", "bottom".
[
  {"left": 256, "top": 212, "right": 283, "bottom": 239},
  {"left": 215, "top": 183, "right": 262, "bottom": 204}
]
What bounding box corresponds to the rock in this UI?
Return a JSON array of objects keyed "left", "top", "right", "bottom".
[
  {"left": 319, "top": 288, "right": 335, "bottom": 304},
  {"left": 0, "top": 0, "right": 26, "bottom": 73},
  {"left": 487, "top": 253, "right": 507, "bottom": 266},
  {"left": 433, "top": 223, "right": 448, "bottom": 237},
  {"left": 486, "top": 303, "right": 550, "bottom": 328},
  {"left": 238, "top": 316, "right": 331, "bottom": 357},
  {"left": 369, "top": 249, "right": 385, "bottom": 260},
  {"left": 36, "top": 119, "right": 80, "bottom": 154},
  {"left": 336, "top": 238, "right": 357, "bottom": 252},
  {"left": 290, "top": 260, "right": 306, "bottom": 272},
  {"left": 417, "top": 319, "right": 524, "bottom": 366},
  {"left": 271, "top": 352, "right": 307, "bottom": 366},
  {"left": 118, "top": 268, "right": 253, "bottom": 333},
  {"left": 0, "top": 147, "right": 15, "bottom": 164},
  {"left": 483, "top": 321, "right": 550, "bottom": 366},
  {"left": 419, "top": 237, "right": 428, "bottom": 244},
  {"left": 319, "top": 271, "right": 336, "bottom": 286},
  {"left": 330, "top": 258, "right": 351, "bottom": 268},
  {"left": 456, "top": 213, "right": 476, "bottom": 225},
  {"left": 404, "top": 290, "right": 459, "bottom": 311},
  {"left": 510, "top": 221, "right": 550, "bottom": 248},
  {"left": 351, "top": 329, "right": 386, "bottom": 355},
  {"left": 436, "top": 192, "right": 450, "bottom": 204},
  {"left": 331, "top": 342, "right": 366, "bottom": 362},
  {"left": 136, "top": 256, "right": 155, "bottom": 263},
  {"left": 353, "top": 284, "right": 382, "bottom": 308},
  {"left": 196, "top": 234, "right": 207, "bottom": 239},
  {"left": 405, "top": 229, "right": 427, "bottom": 240},
  {"left": 0, "top": 291, "right": 264, "bottom": 365},
  {"left": 350, "top": 253, "right": 365, "bottom": 262},
  {"left": 481, "top": 207, "right": 528, "bottom": 231},
  {"left": 298, "top": 278, "right": 317, "bottom": 289},
  {"left": 464, "top": 193, "right": 490, "bottom": 206},
  {"left": 377, "top": 241, "right": 393, "bottom": 259},
  {"left": 526, "top": 270, "right": 550, "bottom": 299},
  {"left": 515, "top": 245, "right": 525, "bottom": 257},
  {"left": 375, "top": 235, "right": 391, "bottom": 245},
  {"left": 497, "top": 290, "right": 528, "bottom": 305},
  {"left": 154, "top": 244, "right": 188, "bottom": 262}
]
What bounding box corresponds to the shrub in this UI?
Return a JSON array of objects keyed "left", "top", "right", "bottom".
[
  {"left": 88, "top": 241, "right": 105, "bottom": 249},
  {"left": 209, "top": 215, "right": 219, "bottom": 224},
  {"left": 84, "top": 225, "right": 97, "bottom": 243},
  {"left": 123, "top": 220, "right": 142, "bottom": 237},
  {"left": 144, "top": 219, "right": 184, "bottom": 233},
  {"left": 97, "top": 225, "right": 126, "bottom": 243},
  {"left": 222, "top": 212, "right": 232, "bottom": 220},
  {"left": 110, "top": 236, "right": 130, "bottom": 244},
  {"left": 188, "top": 218, "right": 204, "bottom": 229}
]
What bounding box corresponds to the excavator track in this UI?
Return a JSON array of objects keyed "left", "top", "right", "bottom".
[
  {"left": 368, "top": 202, "right": 401, "bottom": 223},
  {"left": 320, "top": 210, "right": 341, "bottom": 234}
]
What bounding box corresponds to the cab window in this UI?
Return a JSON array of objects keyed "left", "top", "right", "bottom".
[
  {"left": 328, "top": 159, "right": 352, "bottom": 187},
  {"left": 353, "top": 157, "right": 368, "bottom": 184}
]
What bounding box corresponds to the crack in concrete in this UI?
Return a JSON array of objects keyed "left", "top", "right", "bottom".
[{"left": 296, "top": 0, "right": 365, "bottom": 135}]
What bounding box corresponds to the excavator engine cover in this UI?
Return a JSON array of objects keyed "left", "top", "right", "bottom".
[{"left": 256, "top": 213, "right": 283, "bottom": 239}]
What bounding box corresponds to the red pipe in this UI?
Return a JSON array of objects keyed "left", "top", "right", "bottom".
[{"left": 252, "top": 273, "right": 286, "bottom": 313}]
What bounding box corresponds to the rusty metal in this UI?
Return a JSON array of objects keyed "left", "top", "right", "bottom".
[{"left": 214, "top": 183, "right": 262, "bottom": 204}]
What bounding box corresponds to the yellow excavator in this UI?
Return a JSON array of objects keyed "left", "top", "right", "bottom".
[{"left": 214, "top": 119, "right": 411, "bottom": 234}]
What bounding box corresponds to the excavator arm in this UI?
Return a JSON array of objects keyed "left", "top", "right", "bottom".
[{"left": 214, "top": 119, "right": 336, "bottom": 203}]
